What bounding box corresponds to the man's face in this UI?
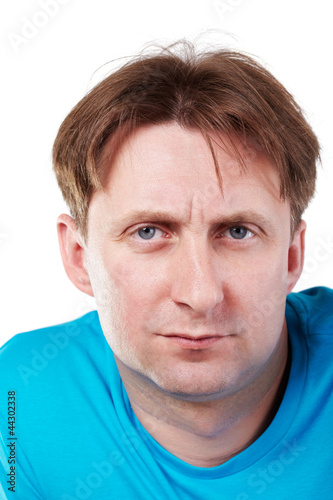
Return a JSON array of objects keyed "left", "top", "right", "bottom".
[{"left": 84, "top": 123, "right": 299, "bottom": 399}]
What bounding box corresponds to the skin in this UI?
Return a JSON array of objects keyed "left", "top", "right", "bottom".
[{"left": 58, "top": 122, "right": 306, "bottom": 467}]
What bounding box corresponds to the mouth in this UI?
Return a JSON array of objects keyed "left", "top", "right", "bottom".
[{"left": 159, "top": 334, "right": 226, "bottom": 349}]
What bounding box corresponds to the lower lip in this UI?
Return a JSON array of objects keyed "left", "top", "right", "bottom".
[{"left": 162, "top": 336, "right": 223, "bottom": 349}]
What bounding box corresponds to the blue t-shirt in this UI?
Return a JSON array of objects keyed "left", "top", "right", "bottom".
[{"left": 0, "top": 287, "right": 332, "bottom": 499}]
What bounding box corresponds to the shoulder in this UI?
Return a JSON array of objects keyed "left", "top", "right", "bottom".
[
  {"left": 0, "top": 311, "right": 102, "bottom": 355},
  {"left": 286, "top": 286, "right": 333, "bottom": 337},
  {"left": 0, "top": 311, "right": 107, "bottom": 387}
]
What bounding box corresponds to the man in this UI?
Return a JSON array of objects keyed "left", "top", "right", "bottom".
[{"left": 0, "top": 41, "right": 332, "bottom": 499}]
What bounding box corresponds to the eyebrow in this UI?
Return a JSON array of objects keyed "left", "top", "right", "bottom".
[{"left": 112, "top": 209, "right": 273, "bottom": 233}]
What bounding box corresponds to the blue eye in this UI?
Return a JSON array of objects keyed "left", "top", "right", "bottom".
[
  {"left": 135, "top": 227, "right": 164, "bottom": 240},
  {"left": 226, "top": 227, "right": 254, "bottom": 240}
]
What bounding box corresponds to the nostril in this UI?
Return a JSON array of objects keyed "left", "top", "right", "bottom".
[{"left": 171, "top": 272, "right": 224, "bottom": 313}]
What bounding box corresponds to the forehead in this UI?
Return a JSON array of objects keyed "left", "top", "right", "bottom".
[
  {"left": 88, "top": 123, "right": 288, "bottom": 229},
  {"left": 104, "top": 123, "right": 271, "bottom": 181}
]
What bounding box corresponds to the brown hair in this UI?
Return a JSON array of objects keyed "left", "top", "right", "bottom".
[{"left": 53, "top": 41, "right": 320, "bottom": 238}]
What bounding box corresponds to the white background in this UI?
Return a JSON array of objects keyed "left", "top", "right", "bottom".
[{"left": 1, "top": 0, "right": 332, "bottom": 345}]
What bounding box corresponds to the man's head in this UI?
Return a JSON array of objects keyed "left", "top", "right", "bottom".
[
  {"left": 54, "top": 42, "right": 319, "bottom": 401},
  {"left": 53, "top": 41, "right": 319, "bottom": 240}
]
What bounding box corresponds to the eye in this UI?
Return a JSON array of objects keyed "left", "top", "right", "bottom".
[
  {"left": 133, "top": 226, "right": 165, "bottom": 240},
  {"left": 223, "top": 226, "right": 254, "bottom": 240}
]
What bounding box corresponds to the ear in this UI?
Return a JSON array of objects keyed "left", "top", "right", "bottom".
[
  {"left": 57, "top": 214, "right": 94, "bottom": 297},
  {"left": 287, "top": 219, "right": 306, "bottom": 294}
]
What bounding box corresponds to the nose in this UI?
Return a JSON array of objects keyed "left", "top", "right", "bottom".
[{"left": 170, "top": 237, "right": 224, "bottom": 315}]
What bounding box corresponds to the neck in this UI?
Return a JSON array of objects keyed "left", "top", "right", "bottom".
[{"left": 115, "top": 328, "right": 290, "bottom": 467}]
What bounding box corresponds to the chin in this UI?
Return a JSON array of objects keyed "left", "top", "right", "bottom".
[{"left": 144, "top": 364, "right": 243, "bottom": 401}]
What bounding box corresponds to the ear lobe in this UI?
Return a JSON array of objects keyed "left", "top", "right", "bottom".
[
  {"left": 287, "top": 219, "right": 306, "bottom": 294},
  {"left": 57, "top": 214, "right": 94, "bottom": 297}
]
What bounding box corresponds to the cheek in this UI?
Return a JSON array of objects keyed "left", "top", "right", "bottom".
[
  {"left": 102, "top": 254, "right": 167, "bottom": 316},
  {"left": 240, "top": 243, "right": 289, "bottom": 293},
  {"left": 231, "top": 250, "right": 288, "bottom": 341}
]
